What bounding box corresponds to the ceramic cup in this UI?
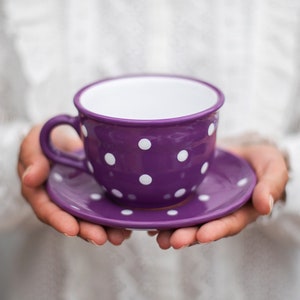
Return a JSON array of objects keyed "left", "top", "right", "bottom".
[{"left": 40, "top": 75, "right": 224, "bottom": 208}]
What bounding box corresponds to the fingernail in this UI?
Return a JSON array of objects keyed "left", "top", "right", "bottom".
[
  {"left": 177, "top": 245, "right": 188, "bottom": 249},
  {"left": 188, "top": 242, "right": 200, "bottom": 248},
  {"left": 268, "top": 195, "right": 274, "bottom": 215},
  {"left": 87, "top": 239, "right": 98, "bottom": 246},
  {"left": 64, "top": 233, "right": 74, "bottom": 237},
  {"left": 22, "top": 166, "right": 32, "bottom": 181}
]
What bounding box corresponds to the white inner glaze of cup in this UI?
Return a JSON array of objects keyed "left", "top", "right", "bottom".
[{"left": 79, "top": 77, "right": 219, "bottom": 120}]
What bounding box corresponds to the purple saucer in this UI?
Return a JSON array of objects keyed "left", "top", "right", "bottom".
[{"left": 46, "top": 149, "right": 256, "bottom": 230}]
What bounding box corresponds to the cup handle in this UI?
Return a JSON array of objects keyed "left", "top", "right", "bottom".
[{"left": 39, "top": 114, "right": 89, "bottom": 172}]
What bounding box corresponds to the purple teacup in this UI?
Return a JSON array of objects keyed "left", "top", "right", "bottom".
[{"left": 40, "top": 75, "right": 224, "bottom": 209}]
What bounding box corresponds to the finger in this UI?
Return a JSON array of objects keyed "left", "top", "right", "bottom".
[
  {"left": 156, "top": 230, "right": 174, "bottom": 250},
  {"left": 18, "top": 126, "right": 50, "bottom": 187},
  {"left": 147, "top": 230, "right": 158, "bottom": 237},
  {"left": 252, "top": 163, "right": 288, "bottom": 215},
  {"left": 21, "top": 155, "right": 50, "bottom": 187},
  {"left": 168, "top": 227, "right": 198, "bottom": 249},
  {"left": 196, "top": 203, "right": 259, "bottom": 243},
  {"left": 19, "top": 125, "right": 83, "bottom": 187},
  {"left": 78, "top": 221, "right": 108, "bottom": 245},
  {"left": 50, "top": 125, "right": 83, "bottom": 152},
  {"left": 22, "top": 185, "right": 79, "bottom": 236},
  {"left": 236, "top": 145, "right": 288, "bottom": 214},
  {"left": 106, "top": 228, "right": 130, "bottom": 245},
  {"left": 123, "top": 229, "right": 132, "bottom": 240},
  {"left": 251, "top": 182, "right": 274, "bottom": 215}
]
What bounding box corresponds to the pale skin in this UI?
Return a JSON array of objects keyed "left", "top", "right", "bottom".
[{"left": 18, "top": 125, "right": 289, "bottom": 249}]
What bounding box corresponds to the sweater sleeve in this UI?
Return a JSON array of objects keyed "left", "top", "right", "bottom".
[
  {"left": 257, "top": 133, "right": 300, "bottom": 245},
  {"left": 0, "top": 121, "right": 33, "bottom": 231}
]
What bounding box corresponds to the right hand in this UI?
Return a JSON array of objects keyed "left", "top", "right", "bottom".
[{"left": 152, "top": 143, "right": 289, "bottom": 249}]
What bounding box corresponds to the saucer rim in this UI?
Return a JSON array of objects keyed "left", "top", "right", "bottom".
[{"left": 46, "top": 148, "right": 256, "bottom": 230}]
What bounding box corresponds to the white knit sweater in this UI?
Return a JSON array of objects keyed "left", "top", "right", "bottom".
[{"left": 1, "top": 0, "right": 300, "bottom": 299}]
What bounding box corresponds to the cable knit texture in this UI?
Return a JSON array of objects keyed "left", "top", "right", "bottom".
[{"left": 1, "top": 0, "right": 300, "bottom": 299}]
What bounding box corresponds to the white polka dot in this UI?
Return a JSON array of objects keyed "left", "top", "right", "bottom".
[
  {"left": 90, "top": 193, "right": 102, "bottom": 200},
  {"left": 177, "top": 150, "right": 189, "bottom": 162},
  {"left": 167, "top": 210, "right": 178, "bottom": 216},
  {"left": 121, "top": 209, "right": 133, "bottom": 216},
  {"left": 128, "top": 194, "right": 137, "bottom": 201},
  {"left": 139, "top": 174, "right": 152, "bottom": 185},
  {"left": 87, "top": 161, "right": 94, "bottom": 173},
  {"left": 163, "top": 194, "right": 171, "bottom": 200},
  {"left": 111, "top": 189, "right": 123, "bottom": 198},
  {"left": 237, "top": 178, "right": 248, "bottom": 187},
  {"left": 201, "top": 162, "right": 209, "bottom": 174},
  {"left": 81, "top": 125, "right": 88, "bottom": 137},
  {"left": 180, "top": 172, "right": 186, "bottom": 179},
  {"left": 104, "top": 153, "right": 116, "bottom": 166},
  {"left": 53, "top": 172, "right": 63, "bottom": 182},
  {"left": 208, "top": 123, "right": 215, "bottom": 136},
  {"left": 174, "top": 188, "right": 186, "bottom": 198},
  {"left": 138, "top": 138, "right": 152, "bottom": 150},
  {"left": 198, "top": 194, "right": 210, "bottom": 201},
  {"left": 191, "top": 185, "right": 197, "bottom": 192}
]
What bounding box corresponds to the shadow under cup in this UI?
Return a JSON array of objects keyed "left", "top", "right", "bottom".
[{"left": 40, "top": 75, "right": 225, "bottom": 209}]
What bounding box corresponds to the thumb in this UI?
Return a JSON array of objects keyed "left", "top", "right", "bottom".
[
  {"left": 232, "top": 145, "right": 288, "bottom": 215},
  {"left": 18, "top": 125, "right": 50, "bottom": 187},
  {"left": 22, "top": 156, "right": 50, "bottom": 188}
]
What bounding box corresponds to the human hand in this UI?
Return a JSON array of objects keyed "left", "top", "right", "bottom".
[
  {"left": 151, "top": 144, "right": 289, "bottom": 249},
  {"left": 18, "top": 125, "right": 131, "bottom": 245}
]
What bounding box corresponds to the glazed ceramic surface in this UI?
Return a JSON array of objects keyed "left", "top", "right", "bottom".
[
  {"left": 46, "top": 149, "right": 256, "bottom": 230},
  {"left": 40, "top": 75, "right": 224, "bottom": 208}
]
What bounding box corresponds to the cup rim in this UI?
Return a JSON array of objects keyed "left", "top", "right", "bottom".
[{"left": 73, "top": 74, "right": 225, "bottom": 125}]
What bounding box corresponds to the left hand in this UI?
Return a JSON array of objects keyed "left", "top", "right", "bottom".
[
  {"left": 18, "top": 125, "right": 132, "bottom": 246},
  {"left": 151, "top": 144, "right": 289, "bottom": 249}
]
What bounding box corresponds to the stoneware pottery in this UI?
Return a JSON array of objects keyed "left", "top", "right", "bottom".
[
  {"left": 40, "top": 75, "right": 225, "bottom": 209},
  {"left": 46, "top": 149, "right": 256, "bottom": 230}
]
